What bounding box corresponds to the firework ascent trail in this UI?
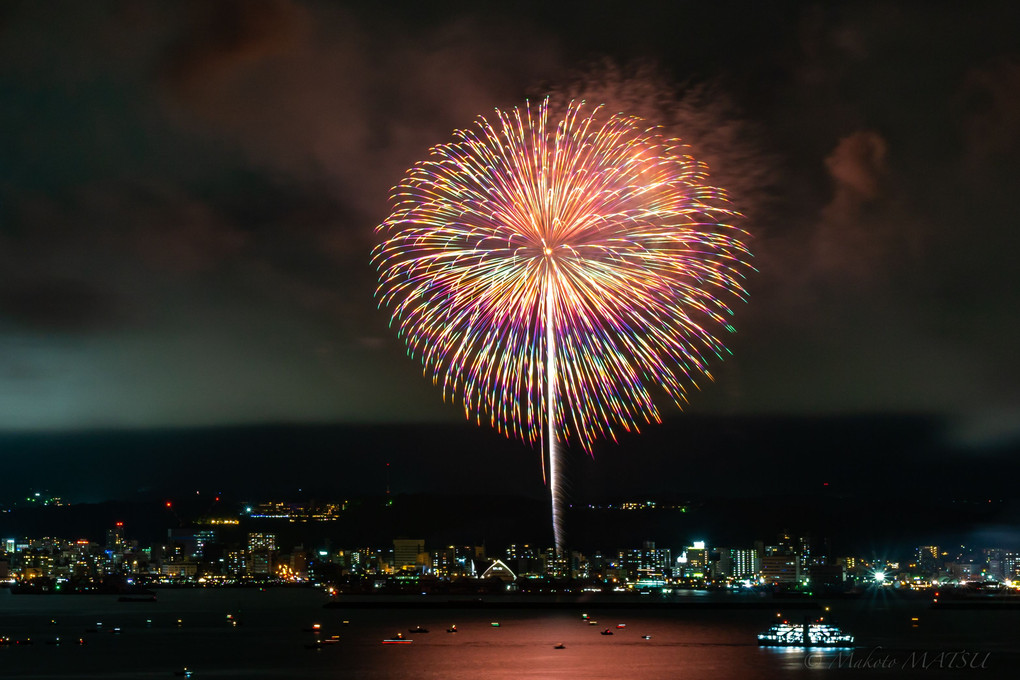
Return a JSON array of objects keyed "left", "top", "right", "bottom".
[{"left": 372, "top": 98, "right": 752, "bottom": 551}]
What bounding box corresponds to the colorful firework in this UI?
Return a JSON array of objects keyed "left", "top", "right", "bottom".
[{"left": 372, "top": 98, "right": 751, "bottom": 550}]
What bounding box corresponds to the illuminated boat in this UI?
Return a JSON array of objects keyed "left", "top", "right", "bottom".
[
  {"left": 409, "top": 626, "right": 429, "bottom": 633},
  {"left": 383, "top": 633, "right": 412, "bottom": 644},
  {"left": 757, "top": 618, "right": 854, "bottom": 647}
]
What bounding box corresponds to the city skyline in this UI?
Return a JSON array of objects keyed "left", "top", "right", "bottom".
[{"left": 4, "top": 503, "right": 1018, "bottom": 592}]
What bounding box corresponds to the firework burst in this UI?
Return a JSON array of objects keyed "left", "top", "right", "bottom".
[{"left": 373, "top": 98, "right": 751, "bottom": 549}]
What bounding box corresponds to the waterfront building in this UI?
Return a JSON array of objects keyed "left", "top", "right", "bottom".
[
  {"left": 714, "top": 547, "right": 759, "bottom": 579},
  {"left": 676, "top": 541, "right": 709, "bottom": 580},
  {"left": 760, "top": 554, "right": 800, "bottom": 585},
  {"left": 1003, "top": 552, "right": 1020, "bottom": 578},
  {"left": 481, "top": 558, "right": 516, "bottom": 583},
  {"left": 247, "top": 533, "right": 277, "bottom": 576},
  {"left": 392, "top": 538, "right": 425, "bottom": 572},
  {"left": 916, "top": 545, "right": 940, "bottom": 573}
]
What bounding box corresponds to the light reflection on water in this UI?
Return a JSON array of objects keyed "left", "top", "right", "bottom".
[{"left": 0, "top": 589, "right": 1016, "bottom": 679}]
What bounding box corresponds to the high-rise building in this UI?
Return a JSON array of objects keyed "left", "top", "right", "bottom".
[
  {"left": 760, "top": 554, "right": 800, "bottom": 585},
  {"left": 1002, "top": 552, "right": 1020, "bottom": 579},
  {"left": 506, "top": 544, "right": 543, "bottom": 577},
  {"left": 619, "top": 541, "right": 670, "bottom": 585},
  {"left": 106, "top": 523, "right": 125, "bottom": 553},
  {"left": 730, "top": 548, "right": 760, "bottom": 579},
  {"left": 916, "top": 545, "right": 940, "bottom": 573},
  {"left": 541, "top": 547, "right": 568, "bottom": 577},
  {"left": 193, "top": 530, "right": 217, "bottom": 559},
  {"left": 798, "top": 535, "right": 829, "bottom": 567},
  {"left": 247, "top": 533, "right": 277, "bottom": 576},
  {"left": 393, "top": 539, "right": 425, "bottom": 571}
]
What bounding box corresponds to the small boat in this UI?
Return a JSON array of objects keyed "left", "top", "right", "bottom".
[
  {"left": 641, "top": 635, "right": 652, "bottom": 640},
  {"left": 382, "top": 635, "right": 412, "bottom": 644},
  {"left": 446, "top": 625, "right": 458, "bottom": 633},
  {"left": 587, "top": 620, "right": 598, "bottom": 625},
  {"left": 554, "top": 643, "right": 566, "bottom": 649},
  {"left": 600, "top": 629, "right": 614, "bottom": 636},
  {"left": 302, "top": 623, "right": 322, "bottom": 633},
  {"left": 409, "top": 626, "right": 429, "bottom": 634},
  {"left": 173, "top": 669, "right": 193, "bottom": 678},
  {"left": 616, "top": 623, "right": 626, "bottom": 629},
  {"left": 490, "top": 622, "right": 501, "bottom": 627}
]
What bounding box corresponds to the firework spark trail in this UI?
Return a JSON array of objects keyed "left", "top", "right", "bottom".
[{"left": 373, "top": 98, "right": 752, "bottom": 551}]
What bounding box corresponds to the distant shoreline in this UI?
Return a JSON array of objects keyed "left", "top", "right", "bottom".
[{"left": 323, "top": 597, "right": 824, "bottom": 610}]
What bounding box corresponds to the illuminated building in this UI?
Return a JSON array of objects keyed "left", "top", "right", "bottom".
[
  {"left": 429, "top": 545, "right": 479, "bottom": 578},
  {"left": 982, "top": 548, "right": 1005, "bottom": 579},
  {"left": 714, "top": 547, "right": 759, "bottom": 579},
  {"left": 193, "top": 530, "right": 217, "bottom": 559},
  {"left": 916, "top": 545, "right": 940, "bottom": 573},
  {"left": 760, "top": 555, "right": 800, "bottom": 585},
  {"left": 541, "top": 547, "right": 568, "bottom": 577},
  {"left": 244, "top": 500, "right": 345, "bottom": 521},
  {"left": 677, "top": 541, "right": 708, "bottom": 580},
  {"left": 1003, "top": 552, "right": 1020, "bottom": 578},
  {"left": 106, "top": 523, "right": 125, "bottom": 553},
  {"left": 505, "top": 544, "right": 543, "bottom": 577},
  {"left": 620, "top": 541, "right": 670, "bottom": 586},
  {"left": 247, "top": 533, "right": 277, "bottom": 576},
  {"left": 481, "top": 559, "right": 516, "bottom": 583},
  {"left": 797, "top": 535, "right": 829, "bottom": 567},
  {"left": 392, "top": 539, "right": 425, "bottom": 572}
]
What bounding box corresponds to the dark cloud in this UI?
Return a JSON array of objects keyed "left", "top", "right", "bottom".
[
  {"left": 811, "top": 130, "right": 896, "bottom": 282},
  {"left": 0, "top": 278, "right": 121, "bottom": 333},
  {"left": 824, "top": 130, "right": 887, "bottom": 202},
  {"left": 156, "top": 4, "right": 564, "bottom": 222},
  {"left": 160, "top": 0, "right": 303, "bottom": 97},
  {"left": 959, "top": 57, "right": 1020, "bottom": 178}
]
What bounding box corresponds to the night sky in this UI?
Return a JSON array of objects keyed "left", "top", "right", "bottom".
[{"left": 1, "top": 1, "right": 1019, "bottom": 509}]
